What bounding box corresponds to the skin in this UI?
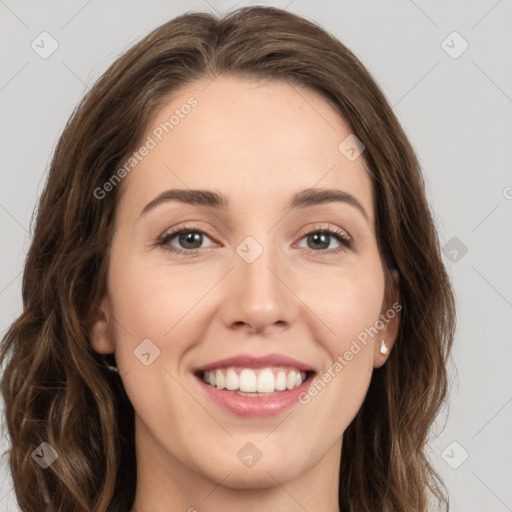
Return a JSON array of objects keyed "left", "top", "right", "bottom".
[{"left": 90, "top": 76, "right": 399, "bottom": 512}]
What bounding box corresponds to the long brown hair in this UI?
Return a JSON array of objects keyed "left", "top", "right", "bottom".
[{"left": 0, "top": 6, "right": 455, "bottom": 511}]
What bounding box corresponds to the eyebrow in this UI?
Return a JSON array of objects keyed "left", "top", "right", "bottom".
[{"left": 140, "top": 187, "right": 369, "bottom": 223}]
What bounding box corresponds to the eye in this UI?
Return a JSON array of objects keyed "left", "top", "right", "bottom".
[
  {"left": 156, "top": 224, "right": 352, "bottom": 256},
  {"left": 296, "top": 227, "right": 352, "bottom": 254},
  {"left": 157, "top": 226, "right": 216, "bottom": 255}
]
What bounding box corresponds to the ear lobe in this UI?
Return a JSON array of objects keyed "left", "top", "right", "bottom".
[
  {"left": 373, "top": 268, "right": 400, "bottom": 368},
  {"left": 88, "top": 296, "right": 115, "bottom": 354}
]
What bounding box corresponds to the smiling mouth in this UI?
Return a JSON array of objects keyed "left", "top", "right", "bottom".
[{"left": 195, "top": 366, "right": 316, "bottom": 396}]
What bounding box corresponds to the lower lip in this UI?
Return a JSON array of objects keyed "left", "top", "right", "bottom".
[{"left": 195, "top": 374, "right": 314, "bottom": 418}]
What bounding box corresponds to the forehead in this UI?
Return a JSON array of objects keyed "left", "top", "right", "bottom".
[{"left": 117, "top": 76, "right": 374, "bottom": 223}]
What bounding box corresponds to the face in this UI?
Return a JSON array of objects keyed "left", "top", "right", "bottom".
[{"left": 90, "top": 76, "right": 399, "bottom": 495}]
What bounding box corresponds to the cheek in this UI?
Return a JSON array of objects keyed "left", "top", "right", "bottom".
[
  {"left": 107, "top": 253, "right": 211, "bottom": 341},
  {"left": 305, "top": 264, "right": 384, "bottom": 410},
  {"left": 297, "top": 274, "right": 382, "bottom": 434},
  {"left": 104, "top": 255, "right": 203, "bottom": 426},
  {"left": 309, "top": 265, "right": 385, "bottom": 354}
]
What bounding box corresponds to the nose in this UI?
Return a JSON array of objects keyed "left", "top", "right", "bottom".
[{"left": 219, "top": 242, "right": 299, "bottom": 336}]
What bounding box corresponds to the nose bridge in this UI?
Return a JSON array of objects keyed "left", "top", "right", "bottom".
[
  {"left": 220, "top": 232, "right": 297, "bottom": 333},
  {"left": 238, "top": 234, "right": 279, "bottom": 294},
  {"left": 236, "top": 233, "right": 283, "bottom": 303}
]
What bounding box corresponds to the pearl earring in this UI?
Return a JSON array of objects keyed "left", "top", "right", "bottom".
[{"left": 379, "top": 340, "right": 388, "bottom": 355}]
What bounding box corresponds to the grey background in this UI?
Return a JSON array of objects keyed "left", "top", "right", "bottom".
[{"left": 1, "top": 0, "right": 511, "bottom": 510}]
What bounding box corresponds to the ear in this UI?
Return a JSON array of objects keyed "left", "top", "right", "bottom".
[
  {"left": 373, "top": 268, "right": 400, "bottom": 368},
  {"left": 88, "top": 295, "right": 115, "bottom": 354}
]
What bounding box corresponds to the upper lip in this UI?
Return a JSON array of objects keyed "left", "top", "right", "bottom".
[{"left": 193, "top": 353, "right": 316, "bottom": 373}]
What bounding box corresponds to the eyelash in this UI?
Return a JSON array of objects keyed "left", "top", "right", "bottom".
[{"left": 156, "top": 223, "right": 352, "bottom": 257}]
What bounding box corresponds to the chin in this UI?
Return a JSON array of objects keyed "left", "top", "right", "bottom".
[
  {"left": 219, "top": 466, "right": 304, "bottom": 490},
  {"left": 198, "top": 449, "right": 310, "bottom": 489}
]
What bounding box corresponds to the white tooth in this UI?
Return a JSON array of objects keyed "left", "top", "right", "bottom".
[
  {"left": 286, "top": 370, "right": 296, "bottom": 390},
  {"left": 215, "top": 369, "right": 225, "bottom": 390},
  {"left": 275, "top": 371, "right": 287, "bottom": 391},
  {"left": 210, "top": 367, "right": 305, "bottom": 392},
  {"left": 257, "top": 369, "right": 275, "bottom": 393},
  {"left": 226, "top": 368, "right": 239, "bottom": 390},
  {"left": 239, "top": 369, "right": 257, "bottom": 392}
]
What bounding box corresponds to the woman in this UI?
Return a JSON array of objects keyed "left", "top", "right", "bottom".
[{"left": 0, "top": 6, "right": 456, "bottom": 511}]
